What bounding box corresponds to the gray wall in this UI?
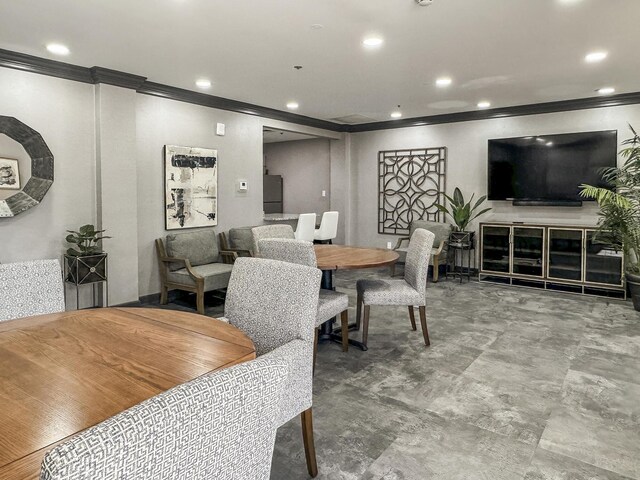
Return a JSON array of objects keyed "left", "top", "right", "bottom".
[
  {"left": 264, "top": 138, "right": 331, "bottom": 216},
  {"left": 349, "top": 104, "right": 640, "bottom": 248}
]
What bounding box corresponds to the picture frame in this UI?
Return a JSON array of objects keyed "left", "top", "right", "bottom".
[
  {"left": 0, "top": 158, "right": 20, "bottom": 190},
  {"left": 164, "top": 145, "right": 218, "bottom": 230}
]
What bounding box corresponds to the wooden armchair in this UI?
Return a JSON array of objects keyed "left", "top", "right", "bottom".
[
  {"left": 155, "top": 229, "right": 237, "bottom": 314},
  {"left": 391, "top": 221, "right": 452, "bottom": 282},
  {"left": 219, "top": 228, "right": 255, "bottom": 259}
]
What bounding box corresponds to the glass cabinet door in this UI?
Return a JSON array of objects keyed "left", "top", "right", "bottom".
[
  {"left": 585, "top": 230, "right": 623, "bottom": 286},
  {"left": 512, "top": 227, "right": 544, "bottom": 277},
  {"left": 481, "top": 225, "right": 511, "bottom": 273},
  {"left": 548, "top": 228, "right": 583, "bottom": 281}
]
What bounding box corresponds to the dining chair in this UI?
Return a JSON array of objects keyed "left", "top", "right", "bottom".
[
  {"left": 258, "top": 238, "right": 350, "bottom": 362},
  {"left": 313, "top": 211, "right": 339, "bottom": 243},
  {"left": 224, "top": 257, "right": 321, "bottom": 477},
  {"left": 40, "top": 355, "right": 289, "bottom": 480},
  {"left": 0, "top": 259, "right": 65, "bottom": 322},
  {"left": 356, "top": 228, "right": 435, "bottom": 348},
  {"left": 250, "top": 224, "right": 295, "bottom": 256},
  {"left": 295, "top": 213, "right": 317, "bottom": 243}
]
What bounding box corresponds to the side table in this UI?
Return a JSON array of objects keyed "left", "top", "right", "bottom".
[
  {"left": 446, "top": 232, "right": 475, "bottom": 283},
  {"left": 63, "top": 253, "right": 108, "bottom": 309}
]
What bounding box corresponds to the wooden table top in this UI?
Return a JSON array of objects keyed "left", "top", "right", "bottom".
[
  {"left": 314, "top": 244, "right": 399, "bottom": 271},
  {"left": 0, "top": 307, "right": 255, "bottom": 480}
]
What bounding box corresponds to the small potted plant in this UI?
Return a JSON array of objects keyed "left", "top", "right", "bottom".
[
  {"left": 64, "top": 224, "right": 111, "bottom": 285},
  {"left": 581, "top": 125, "right": 640, "bottom": 311},
  {"left": 435, "top": 187, "right": 492, "bottom": 246}
]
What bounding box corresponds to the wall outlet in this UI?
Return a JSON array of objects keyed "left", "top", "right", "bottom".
[
  {"left": 386, "top": 241, "right": 393, "bottom": 249},
  {"left": 216, "top": 123, "right": 226, "bottom": 136},
  {"left": 321, "top": 190, "right": 326, "bottom": 197}
]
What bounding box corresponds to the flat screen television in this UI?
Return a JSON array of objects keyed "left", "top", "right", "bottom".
[{"left": 488, "top": 130, "right": 617, "bottom": 205}]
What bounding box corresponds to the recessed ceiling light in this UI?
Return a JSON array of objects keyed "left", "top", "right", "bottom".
[
  {"left": 363, "top": 37, "right": 384, "bottom": 47},
  {"left": 436, "top": 77, "right": 452, "bottom": 87},
  {"left": 195, "top": 79, "right": 211, "bottom": 89},
  {"left": 546, "top": 142, "right": 554, "bottom": 146},
  {"left": 311, "top": 24, "right": 324, "bottom": 30},
  {"left": 585, "top": 51, "right": 608, "bottom": 63},
  {"left": 597, "top": 87, "right": 615, "bottom": 95},
  {"left": 390, "top": 111, "right": 402, "bottom": 119},
  {"left": 477, "top": 101, "right": 491, "bottom": 109},
  {"left": 286, "top": 102, "right": 299, "bottom": 110},
  {"left": 46, "top": 43, "right": 69, "bottom": 56}
]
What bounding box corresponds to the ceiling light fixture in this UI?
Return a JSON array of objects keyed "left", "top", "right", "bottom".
[
  {"left": 286, "top": 102, "right": 299, "bottom": 110},
  {"left": 363, "top": 37, "right": 384, "bottom": 47},
  {"left": 390, "top": 111, "right": 402, "bottom": 119},
  {"left": 546, "top": 142, "right": 554, "bottom": 146},
  {"left": 46, "top": 43, "right": 69, "bottom": 56},
  {"left": 436, "top": 77, "right": 452, "bottom": 87},
  {"left": 597, "top": 87, "right": 615, "bottom": 95},
  {"left": 477, "top": 101, "right": 491, "bottom": 109},
  {"left": 585, "top": 51, "right": 608, "bottom": 63},
  {"left": 195, "top": 79, "right": 211, "bottom": 89}
]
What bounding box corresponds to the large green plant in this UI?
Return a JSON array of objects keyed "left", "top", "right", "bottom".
[
  {"left": 65, "top": 224, "right": 111, "bottom": 257},
  {"left": 435, "top": 187, "right": 491, "bottom": 232},
  {"left": 580, "top": 125, "right": 640, "bottom": 274}
]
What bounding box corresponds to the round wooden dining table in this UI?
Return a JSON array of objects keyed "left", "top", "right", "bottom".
[
  {"left": 314, "top": 244, "right": 399, "bottom": 351},
  {"left": 0, "top": 307, "right": 255, "bottom": 480}
]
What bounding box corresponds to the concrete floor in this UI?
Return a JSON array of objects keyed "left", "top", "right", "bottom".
[{"left": 160, "top": 267, "right": 640, "bottom": 479}]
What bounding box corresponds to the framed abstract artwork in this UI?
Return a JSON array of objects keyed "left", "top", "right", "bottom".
[
  {"left": 164, "top": 145, "right": 218, "bottom": 230},
  {"left": 0, "top": 158, "right": 20, "bottom": 190}
]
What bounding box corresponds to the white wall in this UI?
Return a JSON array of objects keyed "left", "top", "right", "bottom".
[
  {"left": 350, "top": 104, "right": 640, "bottom": 248},
  {"left": 264, "top": 138, "right": 331, "bottom": 216}
]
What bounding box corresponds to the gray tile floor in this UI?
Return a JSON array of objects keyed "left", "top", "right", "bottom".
[{"left": 160, "top": 267, "right": 640, "bottom": 479}]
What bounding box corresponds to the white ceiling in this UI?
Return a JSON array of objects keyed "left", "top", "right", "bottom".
[{"left": 1, "top": 0, "right": 639, "bottom": 123}]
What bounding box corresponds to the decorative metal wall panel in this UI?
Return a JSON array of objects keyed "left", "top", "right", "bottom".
[{"left": 378, "top": 147, "right": 446, "bottom": 235}]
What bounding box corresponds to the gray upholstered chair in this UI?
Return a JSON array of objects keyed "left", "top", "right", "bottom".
[
  {"left": 155, "top": 228, "right": 236, "bottom": 314},
  {"left": 250, "top": 224, "right": 295, "bottom": 256},
  {"left": 357, "top": 229, "right": 435, "bottom": 348},
  {"left": 0, "top": 259, "right": 65, "bottom": 322},
  {"left": 224, "top": 257, "right": 321, "bottom": 477},
  {"left": 219, "top": 226, "right": 256, "bottom": 259},
  {"left": 258, "top": 238, "right": 350, "bottom": 363},
  {"left": 40, "top": 355, "right": 288, "bottom": 480},
  {"left": 392, "top": 220, "right": 451, "bottom": 281}
]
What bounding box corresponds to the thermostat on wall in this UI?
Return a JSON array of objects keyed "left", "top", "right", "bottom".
[{"left": 238, "top": 180, "right": 248, "bottom": 192}]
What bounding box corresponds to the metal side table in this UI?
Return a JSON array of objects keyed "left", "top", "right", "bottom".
[
  {"left": 446, "top": 232, "right": 475, "bottom": 283},
  {"left": 63, "top": 253, "right": 108, "bottom": 309}
]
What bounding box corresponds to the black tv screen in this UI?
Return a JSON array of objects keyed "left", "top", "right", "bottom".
[{"left": 488, "top": 130, "right": 617, "bottom": 202}]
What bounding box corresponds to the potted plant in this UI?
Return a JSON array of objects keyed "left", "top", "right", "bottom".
[
  {"left": 64, "top": 224, "right": 111, "bottom": 285},
  {"left": 580, "top": 125, "right": 640, "bottom": 311},
  {"left": 435, "top": 187, "right": 492, "bottom": 246}
]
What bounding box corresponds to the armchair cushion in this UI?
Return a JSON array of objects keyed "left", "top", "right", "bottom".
[
  {"left": 167, "top": 263, "right": 233, "bottom": 290},
  {"left": 317, "top": 289, "right": 349, "bottom": 326},
  {"left": 410, "top": 221, "right": 451, "bottom": 251},
  {"left": 356, "top": 278, "right": 425, "bottom": 306},
  {"left": 165, "top": 229, "right": 219, "bottom": 271},
  {"left": 228, "top": 227, "right": 256, "bottom": 253}
]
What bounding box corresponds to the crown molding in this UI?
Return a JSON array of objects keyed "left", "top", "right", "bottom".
[
  {"left": 345, "top": 92, "right": 640, "bottom": 132},
  {"left": 2, "top": 48, "right": 640, "bottom": 134}
]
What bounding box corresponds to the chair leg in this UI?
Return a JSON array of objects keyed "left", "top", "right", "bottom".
[
  {"left": 313, "top": 329, "right": 319, "bottom": 374},
  {"left": 160, "top": 285, "right": 168, "bottom": 305},
  {"left": 301, "top": 408, "right": 318, "bottom": 478},
  {"left": 362, "top": 305, "right": 370, "bottom": 347},
  {"left": 389, "top": 264, "right": 395, "bottom": 277},
  {"left": 196, "top": 291, "right": 205, "bottom": 315},
  {"left": 355, "top": 293, "right": 362, "bottom": 331},
  {"left": 433, "top": 256, "right": 439, "bottom": 283},
  {"left": 418, "top": 305, "right": 430, "bottom": 346},
  {"left": 340, "top": 310, "right": 349, "bottom": 352},
  {"left": 408, "top": 306, "right": 417, "bottom": 331}
]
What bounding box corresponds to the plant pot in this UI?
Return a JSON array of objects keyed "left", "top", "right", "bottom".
[
  {"left": 626, "top": 272, "right": 640, "bottom": 312},
  {"left": 449, "top": 231, "right": 475, "bottom": 249},
  {"left": 64, "top": 253, "right": 108, "bottom": 285}
]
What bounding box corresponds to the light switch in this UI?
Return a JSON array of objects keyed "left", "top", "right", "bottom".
[{"left": 216, "top": 123, "right": 226, "bottom": 136}]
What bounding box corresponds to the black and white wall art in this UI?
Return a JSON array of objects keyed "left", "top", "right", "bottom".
[
  {"left": 0, "top": 158, "right": 20, "bottom": 190},
  {"left": 164, "top": 145, "right": 218, "bottom": 230}
]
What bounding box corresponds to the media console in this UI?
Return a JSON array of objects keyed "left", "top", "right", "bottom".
[{"left": 479, "top": 222, "right": 626, "bottom": 299}]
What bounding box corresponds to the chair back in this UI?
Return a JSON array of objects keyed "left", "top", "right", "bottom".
[
  {"left": 251, "top": 224, "right": 295, "bottom": 256},
  {"left": 404, "top": 228, "right": 435, "bottom": 291},
  {"left": 258, "top": 238, "right": 317, "bottom": 268},
  {"left": 0, "top": 259, "right": 65, "bottom": 321},
  {"left": 316, "top": 211, "right": 339, "bottom": 240},
  {"left": 164, "top": 228, "right": 219, "bottom": 271},
  {"left": 40, "top": 355, "right": 288, "bottom": 480},
  {"left": 294, "top": 213, "right": 317, "bottom": 243},
  {"left": 410, "top": 220, "right": 452, "bottom": 251}
]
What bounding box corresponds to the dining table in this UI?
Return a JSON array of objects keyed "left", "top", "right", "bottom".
[
  {"left": 0, "top": 307, "right": 255, "bottom": 480},
  {"left": 314, "top": 244, "right": 399, "bottom": 351}
]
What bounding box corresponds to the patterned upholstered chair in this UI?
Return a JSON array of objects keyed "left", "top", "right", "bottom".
[
  {"left": 155, "top": 228, "right": 237, "bottom": 314},
  {"left": 356, "top": 229, "right": 435, "bottom": 348},
  {"left": 392, "top": 220, "right": 452, "bottom": 282},
  {"left": 0, "top": 259, "right": 65, "bottom": 322},
  {"left": 258, "top": 238, "right": 350, "bottom": 363},
  {"left": 40, "top": 355, "right": 289, "bottom": 480},
  {"left": 250, "top": 224, "right": 295, "bottom": 257},
  {"left": 224, "top": 257, "right": 321, "bottom": 477}
]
